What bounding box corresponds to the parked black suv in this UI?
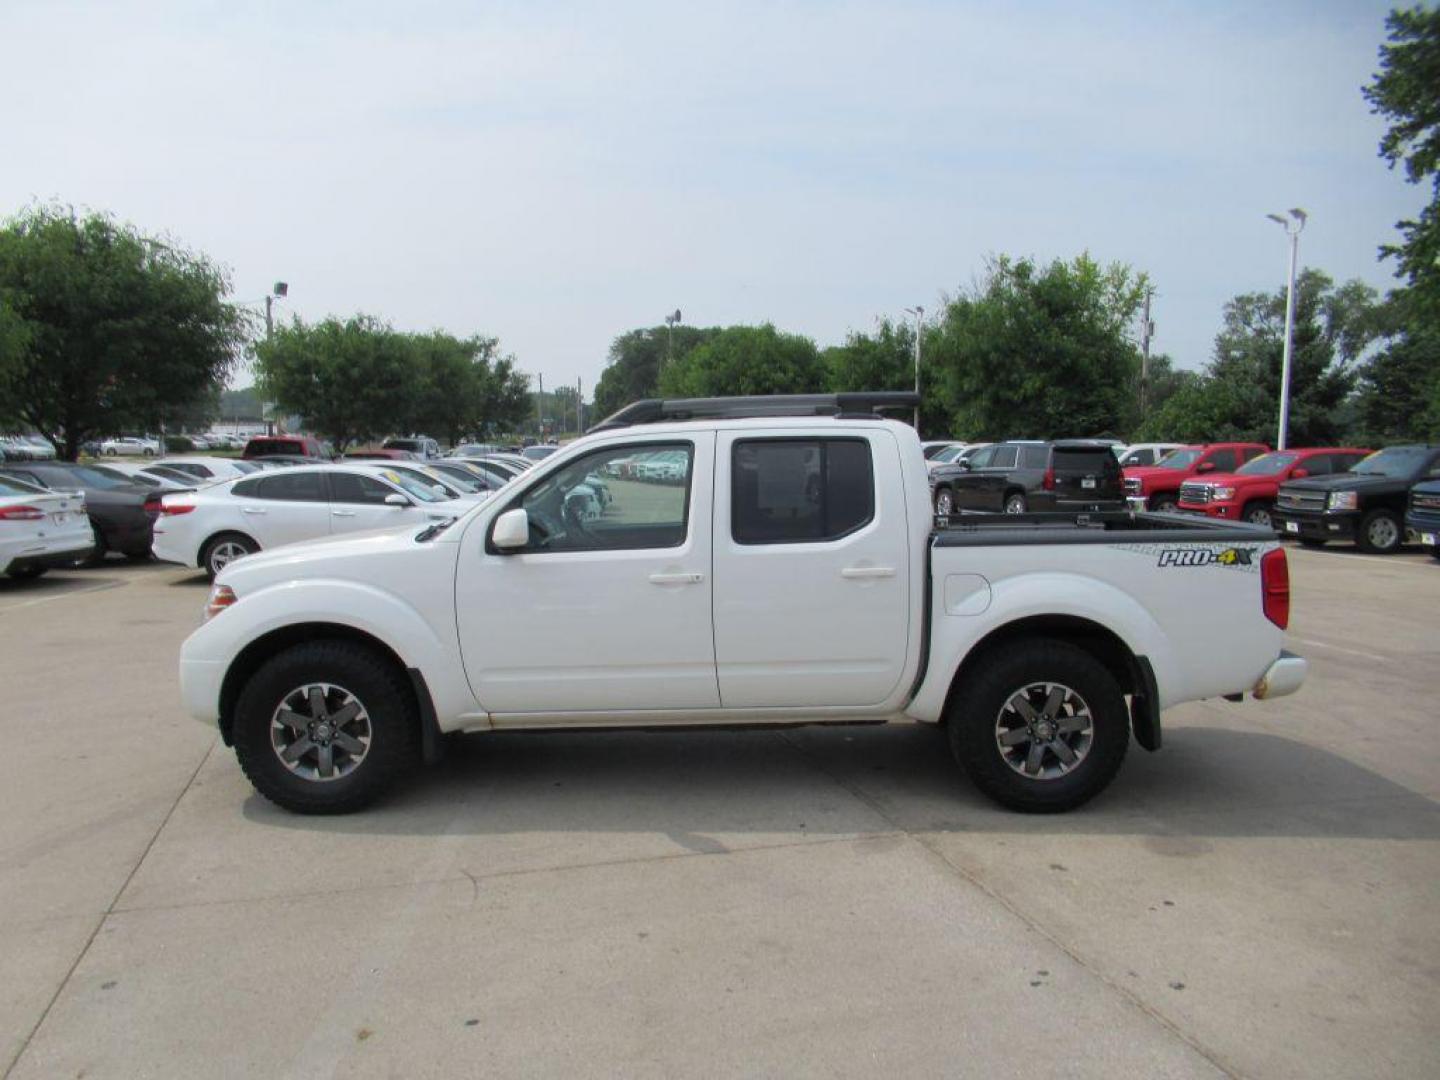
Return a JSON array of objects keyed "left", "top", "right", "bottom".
[
  {"left": 929, "top": 440, "right": 1124, "bottom": 515},
  {"left": 1405, "top": 480, "right": 1440, "bottom": 561},
  {"left": 1271, "top": 445, "right": 1440, "bottom": 554}
]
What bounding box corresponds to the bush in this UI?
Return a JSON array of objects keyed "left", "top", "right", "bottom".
[{"left": 164, "top": 435, "right": 194, "bottom": 453}]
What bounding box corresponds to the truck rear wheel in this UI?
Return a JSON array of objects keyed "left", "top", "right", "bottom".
[
  {"left": 947, "top": 639, "right": 1129, "bottom": 813},
  {"left": 232, "top": 640, "right": 420, "bottom": 814}
]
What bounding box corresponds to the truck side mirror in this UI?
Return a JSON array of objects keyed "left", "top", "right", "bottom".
[
  {"left": 492, "top": 508, "right": 529, "bottom": 550},
  {"left": 1290, "top": 467, "right": 1309, "bottom": 479},
  {"left": 1197, "top": 461, "right": 1216, "bottom": 473}
]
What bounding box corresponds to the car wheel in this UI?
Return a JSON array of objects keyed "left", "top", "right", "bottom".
[
  {"left": 232, "top": 641, "right": 420, "bottom": 814},
  {"left": 1004, "top": 492, "right": 1028, "bottom": 515},
  {"left": 1356, "top": 509, "right": 1402, "bottom": 554},
  {"left": 1241, "top": 501, "right": 1274, "bottom": 529},
  {"left": 934, "top": 487, "right": 955, "bottom": 516},
  {"left": 201, "top": 533, "right": 257, "bottom": 580},
  {"left": 105, "top": 448, "right": 117, "bottom": 456},
  {"left": 947, "top": 639, "right": 1129, "bottom": 813},
  {"left": 80, "top": 526, "right": 108, "bottom": 567},
  {"left": 6, "top": 566, "right": 46, "bottom": 581},
  {"left": 1148, "top": 493, "right": 1177, "bottom": 513}
]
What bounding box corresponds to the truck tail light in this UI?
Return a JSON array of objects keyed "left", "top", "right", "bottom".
[
  {"left": 1261, "top": 547, "right": 1289, "bottom": 629},
  {"left": 1042, "top": 466, "right": 1055, "bottom": 490},
  {"left": 0, "top": 505, "right": 46, "bottom": 521}
]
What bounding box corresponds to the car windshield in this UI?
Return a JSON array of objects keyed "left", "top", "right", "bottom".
[
  {"left": 91, "top": 465, "right": 161, "bottom": 487},
  {"left": 1352, "top": 447, "right": 1432, "bottom": 477},
  {"left": 932, "top": 445, "right": 965, "bottom": 463},
  {"left": 427, "top": 465, "right": 485, "bottom": 493},
  {"left": 50, "top": 466, "right": 129, "bottom": 488},
  {"left": 1237, "top": 452, "right": 1297, "bottom": 476},
  {"left": 375, "top": 468, "right": 452, "bottom": 502},
  {"left": 1157, "top": 449, "right": 1201, "bottom": 469}
]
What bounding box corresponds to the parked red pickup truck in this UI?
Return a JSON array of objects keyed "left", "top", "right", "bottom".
[
  {"left": 1176, "top": 447, "right": 1372, "bottom": 528},
  {"left": 1124, "top": 442, "right": 1270, "bottom": 512}
]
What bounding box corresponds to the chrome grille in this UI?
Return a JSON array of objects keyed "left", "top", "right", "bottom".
[
  {"left": 1412, "top": 493, "right": 1440, "bottom": 511},
  {"left": 1179, "top": 482, "right": 1211, "bottom": 505},
  {"left": 1278, "top": 488, "right": 1326, "bottom": 511}
]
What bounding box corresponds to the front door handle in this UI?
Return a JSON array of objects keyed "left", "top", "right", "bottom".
[
  {"left": 841, "top": 565, "right": 895, "bottom": 579},
  {"left": 242, "top": 507, "right": 267, "bottom": 515},
  {"left": 648, "top": 571, "right": 705, "bottom": 585},
  {"left": 332, "top": 510, "right": 357, "bottom": 517}
]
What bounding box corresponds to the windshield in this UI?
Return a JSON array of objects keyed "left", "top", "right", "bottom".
[
  {"left": 1157, "top": 449, "right": 1201, "bottom": 469},
  {"left": 0, "top": 475, "right": 46, "bottom": 496},
  {"left": 1237, "top": 452, "right": 1297, "bottom": 476},
  {"left": 376, "top": 468, "right": 452, "bottom": 502},
  {"left": 91, "top": 465, "right": 161, "bottom": 487},
  {"left": 51, "top": 466, "right": 129, "bottom": 488},
  {"left": 1352, "top": 447, "right": 1433, "bottom": 477},
  {"left": 932, "top": 445, "right": 965, "bottom": 463},
  {"left": 419, "top": 466, "right": 482, "bottom": 493}
]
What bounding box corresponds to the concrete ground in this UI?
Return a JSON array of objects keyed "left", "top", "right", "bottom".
[{"left": 1, "top": 546, "right": 1437, "bottom": 1079}]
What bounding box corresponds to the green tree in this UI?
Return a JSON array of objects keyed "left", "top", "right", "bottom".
[
  {"left": 254, "top": 315, "right": 417, "bottom": 451},
  {"left": 929, "top": 254, "right": 1146, "bottom": 440},
  {"left": 592, "top": 325, "right": 719, "bottom": 418},
  {"left": 0, "top": 206, "right": 245, "bottom": 459},
  {"left": 1139, "top": 272, "right": 1382, "bottom": 443},
  {"left": 476, "top": 355, "right": 532, "bottom": 439},
  {"left": 1355, "top": 322, "right": 1440, "bottom": 441},
  {"left": 657, "top": 323, "right": 826, "bottom": 398},
  {"left": 1364, "top": 6, "right": 1440, "bottom": 316},
  {"left": 824, "top": 317, "right": 951, "bottom": 435},
  {"left": 405, "top": 331, "right": 526, "bottom": 447}
]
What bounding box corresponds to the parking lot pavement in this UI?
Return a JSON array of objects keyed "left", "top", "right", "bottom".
[{"left": 1, "top": 549, "right": 1437, "bottom": 1079}]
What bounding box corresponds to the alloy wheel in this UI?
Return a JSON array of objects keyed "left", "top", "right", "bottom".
[
  {"left": 1368, "top": 516, "right": 1399, "bottom": 551},
  {"left": 994, "top": 681, "right": 1094, "bottom": 780},
  {"left": 209, "top": 540, "right": 250, "bottom": 575},
  {"left": 269, "top": 683, "right": 373, "bottom": 782}
]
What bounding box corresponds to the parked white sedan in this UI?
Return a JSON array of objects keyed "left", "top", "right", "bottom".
[
  {"left": 100, "top": 436, "right": 160, "bottom": 456},
  {"left": 151, "top": 464, "right": 464, "bottom": 579},
  {"left": 0, "top": 474, "right": 94, "bottom": 579}
]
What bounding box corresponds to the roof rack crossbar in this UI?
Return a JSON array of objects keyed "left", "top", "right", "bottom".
[{"left": 588, "top": 392, "right": 920, "bottom": 432}]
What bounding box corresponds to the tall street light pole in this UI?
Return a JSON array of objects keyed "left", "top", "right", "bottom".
[
  {"left": 903, "top": 306, "right": 924, "bottom": 430},
  {"left": 1265, "top": 209, "right": 1306, "bottom": 451},
  {"left": 663, "top": 309, "right": 682, "bottom": 370},
  {"left": 261, "top": 282, "right": 288, "bottom": 434}
]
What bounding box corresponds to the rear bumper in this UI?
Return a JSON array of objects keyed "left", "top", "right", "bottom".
[
  {"left": 1253, "top": 650, "right": 1307, "bottom": 700},
  {"left": 4, "top": 542, "right": 95, "bottom": 574},
  {"left": 1270, "top": 509, "right": 1356, "bottom": 541}
]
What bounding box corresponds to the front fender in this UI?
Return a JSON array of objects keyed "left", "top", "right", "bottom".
[
  {"left": 907, "top": 571, "right": 1180, "bottom": 723},
  {"left": 178, "top": 577, "right": 478, "bottom": 730}
]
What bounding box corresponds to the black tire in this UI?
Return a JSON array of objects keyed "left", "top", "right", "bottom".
[
  {"left": 80, "top": 526, "right": 109, "bottom": 567},
  {"left": 1298, "top": 537, "right": 1326, "bottom": 548},
  {"left": 934, "top": 486, "right": 955, "bottom": 516},
  {"left": 947, "top": 639, "right": 1129, "bottom": 813},
  {"left": 1003, "top": 492, "right": 1028, "bottom": 515},
  {"left": 6, "top": 566, "right": 47, "bottom": 581},
  {"left": 232, "top": 640, "right": 420, "bottom": 814},
  {"left": 1356, "top": 509, "right": 1403, "bottom": 554},
  {"left": 1429, "top": 547, "right": 1440, "bottom": 562},
  {"left": 201, "top": 532, "right": 258, "bottom": 580},
  {"left": 1148, "top": 493, "right": 1177, "bottom": 513},
  {"left": 1240, "top": 501, "right": 1274, "bottom": 529}
]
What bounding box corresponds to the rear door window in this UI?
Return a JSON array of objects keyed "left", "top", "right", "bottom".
[
  {"left": 1019, "top": 446, "right": 1048, "bottom": 469},
  {"left": 252, "top": 472, "right": 328, "bottom": 502},
  {"left": 732, "top": 438, "right": 873, "bottom": 545},
  {"left": 328, "top": 472, "right": 399, "bottom": 504}
]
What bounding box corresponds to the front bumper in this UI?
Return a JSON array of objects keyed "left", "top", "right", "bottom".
[
  {"left": 1177, "top": 501, "right": 1240, "bottom": 519},
  {"left": 1271, "top": 509, "right": 1357, "bottom": 542},
  {"left": 1405, "top": 511, "right": 1440, "bottom": 547},
  {"left": 1253, "top": 650, "right": 1307, "bottom": 700}
]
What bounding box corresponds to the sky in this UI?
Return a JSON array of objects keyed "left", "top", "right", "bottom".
[{"left": 2, "top": 0, "right": 1425, "bottom": 397}]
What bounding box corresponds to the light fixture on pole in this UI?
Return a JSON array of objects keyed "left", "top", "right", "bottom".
[
  {"left": 663, "top": 309, "right": 682, "bottom": 368},
  {"left": 903, "top": 306, "right": 924, "bottom": 430},
  {"left": 1265, "top": 209, "right": 1306, "bottom": 451}
]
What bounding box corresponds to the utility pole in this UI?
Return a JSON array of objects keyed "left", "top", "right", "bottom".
[
  {"left": 1139, "top": 287, "right": 1154, "bottom": 419},
  {"left": 1266, "top": 209, "right": 1307, "bottom": 451},
  {"left": 536, "top": 373, "right": 544, "bottom": 441},
  {"left": 261, "top": 282, "right": 287, "bottom": 435},
  {"left": 664, "top": 309, "right": 682, "bottom": 369},
  {"left": 577, "top": 377, "right": 583, "bottom": 433}
]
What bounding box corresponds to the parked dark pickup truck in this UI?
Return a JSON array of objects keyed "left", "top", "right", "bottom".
[
  {"left": 1406, "top": 480, "right": 1440, "bottom": 561},
  {"left": 1271, "top": 445, "right": 1440, "bottom": 554},
  {"left": 930, "top": 440, "right": 1124, "bottom": 516}
]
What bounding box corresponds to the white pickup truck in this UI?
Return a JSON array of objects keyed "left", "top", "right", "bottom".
[{"left": 177, "top": 394, "right": 1306, "bottom": 815}]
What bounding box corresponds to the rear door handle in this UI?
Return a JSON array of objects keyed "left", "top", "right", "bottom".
[
  {"left": 332, "top": 510, "right": 357, "bottom": 517},
  {"left": 242, "top": 507, "right": 267, "bottom": 515},
  {"left": 841, "top": 566, "right": 895, "bottom": 579},
  {"left": 648, "top": 571, "right": 705, "bottom": 585}
]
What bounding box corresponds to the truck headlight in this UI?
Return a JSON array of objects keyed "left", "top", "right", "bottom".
[
  {"left": 1212, "top": 486, "right": 1235, "bottom": 501},
  {"left": 1328, "top": 491, "right": 1358, "bottom": 511}
]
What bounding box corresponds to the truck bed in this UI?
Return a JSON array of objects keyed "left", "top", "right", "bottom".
[{"left": 932, "top": 510, "right": 1273, "bottom": 547}]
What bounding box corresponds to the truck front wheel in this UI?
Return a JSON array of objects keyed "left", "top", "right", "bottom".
[
  {"left": 1356, "top": 509, "right": 1402, "bottom": 554},
  {"left": 232, "top": 640, "right": 420, "bottom": 814},
  {"left": 947, "top": 639, "right": 1129, "bottom": 813}
]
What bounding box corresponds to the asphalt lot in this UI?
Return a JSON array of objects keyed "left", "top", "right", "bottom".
[{"left": 2, "top": 546, "right": 1438, "bottom": 1079}]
